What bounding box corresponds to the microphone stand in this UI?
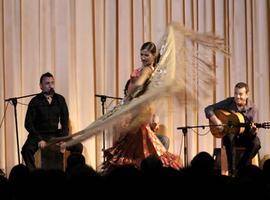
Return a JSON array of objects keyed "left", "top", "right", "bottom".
[
  {"left": 95, "top": 94, "right": 123, "bottom": 162},
  {"left": 177, "top": 124, "right": 226, "bottom": 168},
  {"left": 5, "top": 93, "right": 39, "bottom": 164}
]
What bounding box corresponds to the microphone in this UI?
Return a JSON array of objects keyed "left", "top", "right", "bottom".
[
  {"left": 5, "top": 93, "right": 39, "bottom": 102},
  {"left": 5, "top": 97, "right": 16, "bottom": 102},
  {"left": 95, "top": 94, "right": 107, "bottom": 98},
  {"left": 43, "top": 88, "right": 55, "bottom": 96},
  {"left": 95, "top": 94, "right": 123, "bottom": 100}
]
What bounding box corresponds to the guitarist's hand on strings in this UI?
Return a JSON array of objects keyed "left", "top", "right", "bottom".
[{"left": 210, "top": 115, "right": 224, "bottom": 133}]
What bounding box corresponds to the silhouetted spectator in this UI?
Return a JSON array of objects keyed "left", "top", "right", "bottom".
[
  {"left": 65, "top": 153, "right": 85, "bottom": 173},
  {"left": 9, "top": 164, "right": 30, "bottom": 199},
  {"left": 0, "top": 175, "right": 11, "bottom": 200},
  {"left": 190, "top": 151, "right": 215, "bottom": 175}
]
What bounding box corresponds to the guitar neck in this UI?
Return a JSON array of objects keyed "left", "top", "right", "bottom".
[
  {"left": 254, "top": 122, "right": 270, "bottom": 129},
  {"left": 254, "top": 123, "right": 262, "bottom": 128}
]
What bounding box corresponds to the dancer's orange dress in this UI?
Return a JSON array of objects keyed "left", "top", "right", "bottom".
[{"left": 103, "top": 67, "right": 182, "bottom": 170}]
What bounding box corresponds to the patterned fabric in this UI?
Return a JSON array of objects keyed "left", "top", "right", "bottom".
[
  {"left": 130, "top": 66, "right": 154, "bottom": 79},
  {"left": 128, "top": 66, "right": 154, "bottom": 96},
  {"left": 130, "top": 67, "right": 143, "bottom": 78},
  {"left": 102, "top": 66, "right": 182, "bottom": 171},
  {"left": 62, "top": 23, "right": 225, "bottom": 157},
  {"left": 103, "top": 123, "right": 182, "bottom": 171}
]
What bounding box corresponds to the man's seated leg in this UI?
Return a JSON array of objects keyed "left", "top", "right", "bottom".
[
  {"left": 223, "top": 134, "right": 236, "bottom": 176},
  {"left": 156, "top": 134, "right": 170, "bottom": 150},
  {"left": 237, "top": 135, "right": 261, "bottom": 170},
  {"left": 21, "top": 136, "right": 39, "bottom": 170}
]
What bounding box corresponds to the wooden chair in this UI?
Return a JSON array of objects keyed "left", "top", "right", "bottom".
[
  {"left": 220, "top": 145, "right": 259, "bottom": 175},
  {"left": 35, "top": 144, "right": 68, "bottom": 170}
]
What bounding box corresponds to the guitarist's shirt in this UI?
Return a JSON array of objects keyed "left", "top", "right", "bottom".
[
  {"left": 25, "top": 92, "right": 69, "bottom": 141},
  {"left": 204, "top": 97, "right": 258, "bottom": 135}
]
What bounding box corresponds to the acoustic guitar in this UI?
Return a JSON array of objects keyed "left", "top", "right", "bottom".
[{"left": 210, "top": 109, "right": 270, "bottom": 138}]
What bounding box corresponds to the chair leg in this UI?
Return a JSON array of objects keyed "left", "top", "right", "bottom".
[
  {"left": 34, "top": 149, "right": 41, "bottom": 168},
  {"left": 251, "top": 153, "right": 259, "bottom": 167},
  {"left": 221, "top": 146, "right": 229, "bottom": 175}
]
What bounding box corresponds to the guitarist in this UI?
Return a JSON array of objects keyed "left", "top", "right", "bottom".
[{"left": 204, "top": 82, "right": 261, "bottom": 176}]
